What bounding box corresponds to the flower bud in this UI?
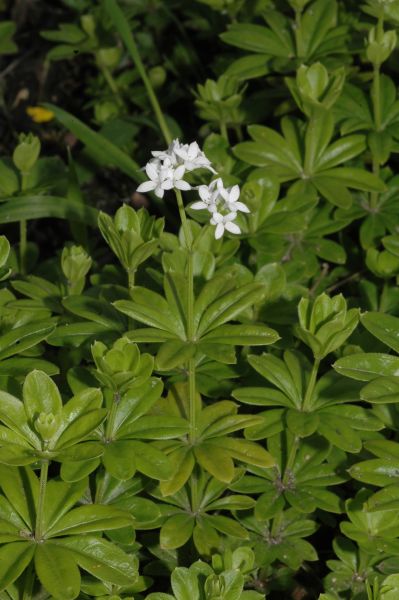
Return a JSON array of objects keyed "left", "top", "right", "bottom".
[
  {"left": 34, "top": 412, "right": 59, "bottom": 441},
  {"left": 296, "top": 293, "right": 360, "bottom": 359},
  {"left": 80, "top": 14, "right": 96, "bottom": 39},
  {"left": 61, "top": 245, "right": 92, "bottom": 284},
  {"left": 96, "top": 47, "right": 121, "bottom": 69},
  {"left": 366, "top": 248, "right": 399, "bottom": 278},
  {"left": 367, "top": 27, "right": 397, "bottom": 66},
  {"left": 297, "top": 63, "right": 329, "bottom": 103},
  {"left": 94, "top": 100, "right": 120, "bottom": 124},
  {"left": 12, "top": 133, "right": 41, "bottom": 175},
  {"left": 148, "top": 66, "right": 167, "bottom": 88}
]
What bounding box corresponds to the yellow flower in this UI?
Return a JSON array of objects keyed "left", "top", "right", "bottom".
[{"left": 26, "top": 106, "right": 54, "bottom": 123}]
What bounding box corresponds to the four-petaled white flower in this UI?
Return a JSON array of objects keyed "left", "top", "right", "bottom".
[
  {"left": 221, "top": 184, "right": 250, "bottom": 213},
  {"left": 210, "top": 211, "right": 241, "bottom": 239},
  {"left": 137, "top": 139, "right": 249, "bottom": 238},
  {"left": 136, "top": 160, "right": 173, "bottom": 199}
]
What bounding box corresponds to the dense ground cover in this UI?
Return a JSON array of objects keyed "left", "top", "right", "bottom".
[{"left": 2, "top": 0, "right": 399, "bottom": 598}]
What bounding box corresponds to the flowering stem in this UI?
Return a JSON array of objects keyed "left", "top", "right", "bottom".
[
  {"left": 282, "top": 435, "right": 299, "bottom": 485},
  {"left": 294, "top": 8, "right": 305, "bottom": 58},
  {"left": 370, "top": 58, "right": 382, "bottom": 211},
  {"left": 98, "top": 61, "right": 124, "bottom": 108},
  {"left": 105, "top": 390, "right": 121, "bottom": 441},
  {"left": 106, "top": 0, "right": 172, "bottom": 145},
  {"left": 35, "top": 459, "right": 49, "bottom": 541},
  {"left": 174, "top": 189, "right": 193, "bottom": 248},
  {"left": 128, "top": 268, "right": 135, "bottom": 290},
  {"left": 220, "top": 121, "right": 229, "bottom": 142},
  {"left": 302, "top": 359, "right": 320, "bottom": 411},
  {"left": 174, "top": 190, "right": 197, "bottom": 443},
  {"left": 19, "top": 173, "right": 29, "bottom": 275}
]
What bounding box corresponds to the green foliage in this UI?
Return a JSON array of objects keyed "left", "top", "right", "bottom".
[{"left": 3, "top": 0, "right": 399, "bottom": 597}]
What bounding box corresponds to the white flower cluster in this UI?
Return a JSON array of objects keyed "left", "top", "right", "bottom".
[
  {"left": 136, "top": 139, "right": 249, "bottom": 239},
  {"left": 191, "top": 178, "right": 249, "bottom": 239}
]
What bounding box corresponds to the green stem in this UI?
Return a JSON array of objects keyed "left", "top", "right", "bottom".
[
  {"left": 302, "top": 358, "right": 320, "bottom": 411},
  {"left": 270, "top": 510, "right": 284, "bottom": 537},
  {"left": 370, "top": 63, "right": 382, "bottom": 211},
  {"left": 190, "top": 467, "right": 199, "bottom": 512},
  {"left": 174, "top": 189, "right": 192, "bottom": 248},
  {"left": 19, "top": 173, "right": 29, "bottom": 275},
  {"left": 294, "top": 9, "right": 304, "bottom": 58},
  {"left": 174, "top": 190, "right": 196, "bottom": 443},
  {"left": 22, "top": 563, "right": 35, "bottom": 600},
  {"left": 98, "top": 62, "right": 124, "bottom": 107},
  {"left": 110, "top": 2, "right": 172, "bottom": 144},
  {"left": 187, "top": 232, "right": 197, "bottom": 443},
  {"left": 35, "top": 459, "right": 49, "bottom": 541},
  {"left": 220, "top": 121, "right": 229, "bottom": 143},
  {"left": 127, "top": 268, "right": 135, "bottom": 290},
  {"left": 105, "top": 390, "right": 121, "bottom": 441},
  {"left": 282, "top": 435, "right": 299, "bottom": 484}
]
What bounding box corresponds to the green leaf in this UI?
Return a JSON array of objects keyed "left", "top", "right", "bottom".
[
  {"left": 0, "top": 320, "right": 56, "bottom": 361},
  {"left": 47, "top": 322, "right": 113, "bottom": 347},
  {"left": 23, "top": 370, "right": 62, "bottom": 421},
  {"left": 221, "top": 24, "right": 292, "bottom": 57},
  {"left": 160, "top": 514, "right": 195, "bottom": 550},
  {"left": 119, "top": 416, "right": 189, "bottom": 439},
  {"left": 103, "top": 441, "right": 137, "bottom": 480},
  {"left": 156, "top": 340, "right": 196, "bottom": 370},
  {"left": 115, "top": 288, "right": 184, "bottom": 337},
  {"left": 43, "top": 104, "right": 144, "bottom": 184},
  {"left": 361, "top": 312, "right": 399, "bottom": 353},
  {"left": 171, "top": 567, "right": 199, "bottom": 600},
  {"left": 55, "top": 408, "right": 107, "bottom": 449},
  {"left": 46, "top": 505, "right": 132, "bottom": 536},
  {"left": 42, "top": 478, "right": 87, "bottom": 532},
  {"left": 367, "top": 485, "right": 399, "bottom": 512},
  {"left": 0, "top": 197, "right": 98, "bottom": 226},
  {"left": 55, "top": 536, "right": 138, "bottom": 585},
  {"left": 62, "top": 296, "right": 125, "bottom": 331},
  {"left": 349, "top": 459, "right": 399, "bottom": 486},
  {"left": 333, "top": 353, "right": 399, "bottom": 381},
  {"left": 320, "top": 167, "right": 385, "bottom": 192},
  {"left": 0, "top": 358, "right": 59, "bottom": 377},
  {"left": 0, "top": 465, "right": 38, "bottom": 528},
  {"left": 201, "top": 324, "right": 280, "bottom": 346},
  {"left": 219, "top": 438, "right": 275, "bottom": 468},
  {"left": 35, "top": 544, "right": 80, "bottom": 600},
  {"left": 318, "top": 415, "right": 362, "bottom": 452},
  {"left": 0, "top": 542, "right": 34, "bottom": 591},
  {"left": 194, "top": 444, "right": 235, "bottom": 483},
  {"left": 129, "top": 441, "right": 173, "bottom": 480},
  {"left": 197, "top": 283, "right": 266, "bottom": 336},
  {"left": 0, "top": 22, "right": 17, "bottom": 55},
  {"left": 205, "top": 514, "right": 249, "bottom": 539}
]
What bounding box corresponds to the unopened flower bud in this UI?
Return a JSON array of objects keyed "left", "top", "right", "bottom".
[
  {"left": 13, "top": 133, "right": 41, "bottom": 175},
  {"left": 34, "top": 412, "right": 59, "bottom": 441}
]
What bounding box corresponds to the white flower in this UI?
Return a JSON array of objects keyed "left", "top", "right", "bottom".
[
  {"left": 221, "top": 184, "right": 250, "bottom": 213},
  {"left": 190, "top": 178, "right": 249, "bottom": 238},
  {"left": 174, "top": 141, "right": 216, "bottom": 173},
  {"left": 210, "top": 211, "right": 241, "bottom": 239},
  {"left": 136, "top": 160, "right": 172, "bottom": 198},
  {"left": 190, "top": 178, "right": 223, "bottom": 212},
  {"left": 137, "top": 159, "right": 190, "bottom": 198},
  {"left": 166, "top": 164, "right": 191, "bottom": 192},
  {"left": 151, "top": 139, "right": 215, "bottom": 173}
]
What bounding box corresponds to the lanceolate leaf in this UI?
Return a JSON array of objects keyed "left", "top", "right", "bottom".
[{"left": 0, "top": 196, "right": 98, "bottom": 227}]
